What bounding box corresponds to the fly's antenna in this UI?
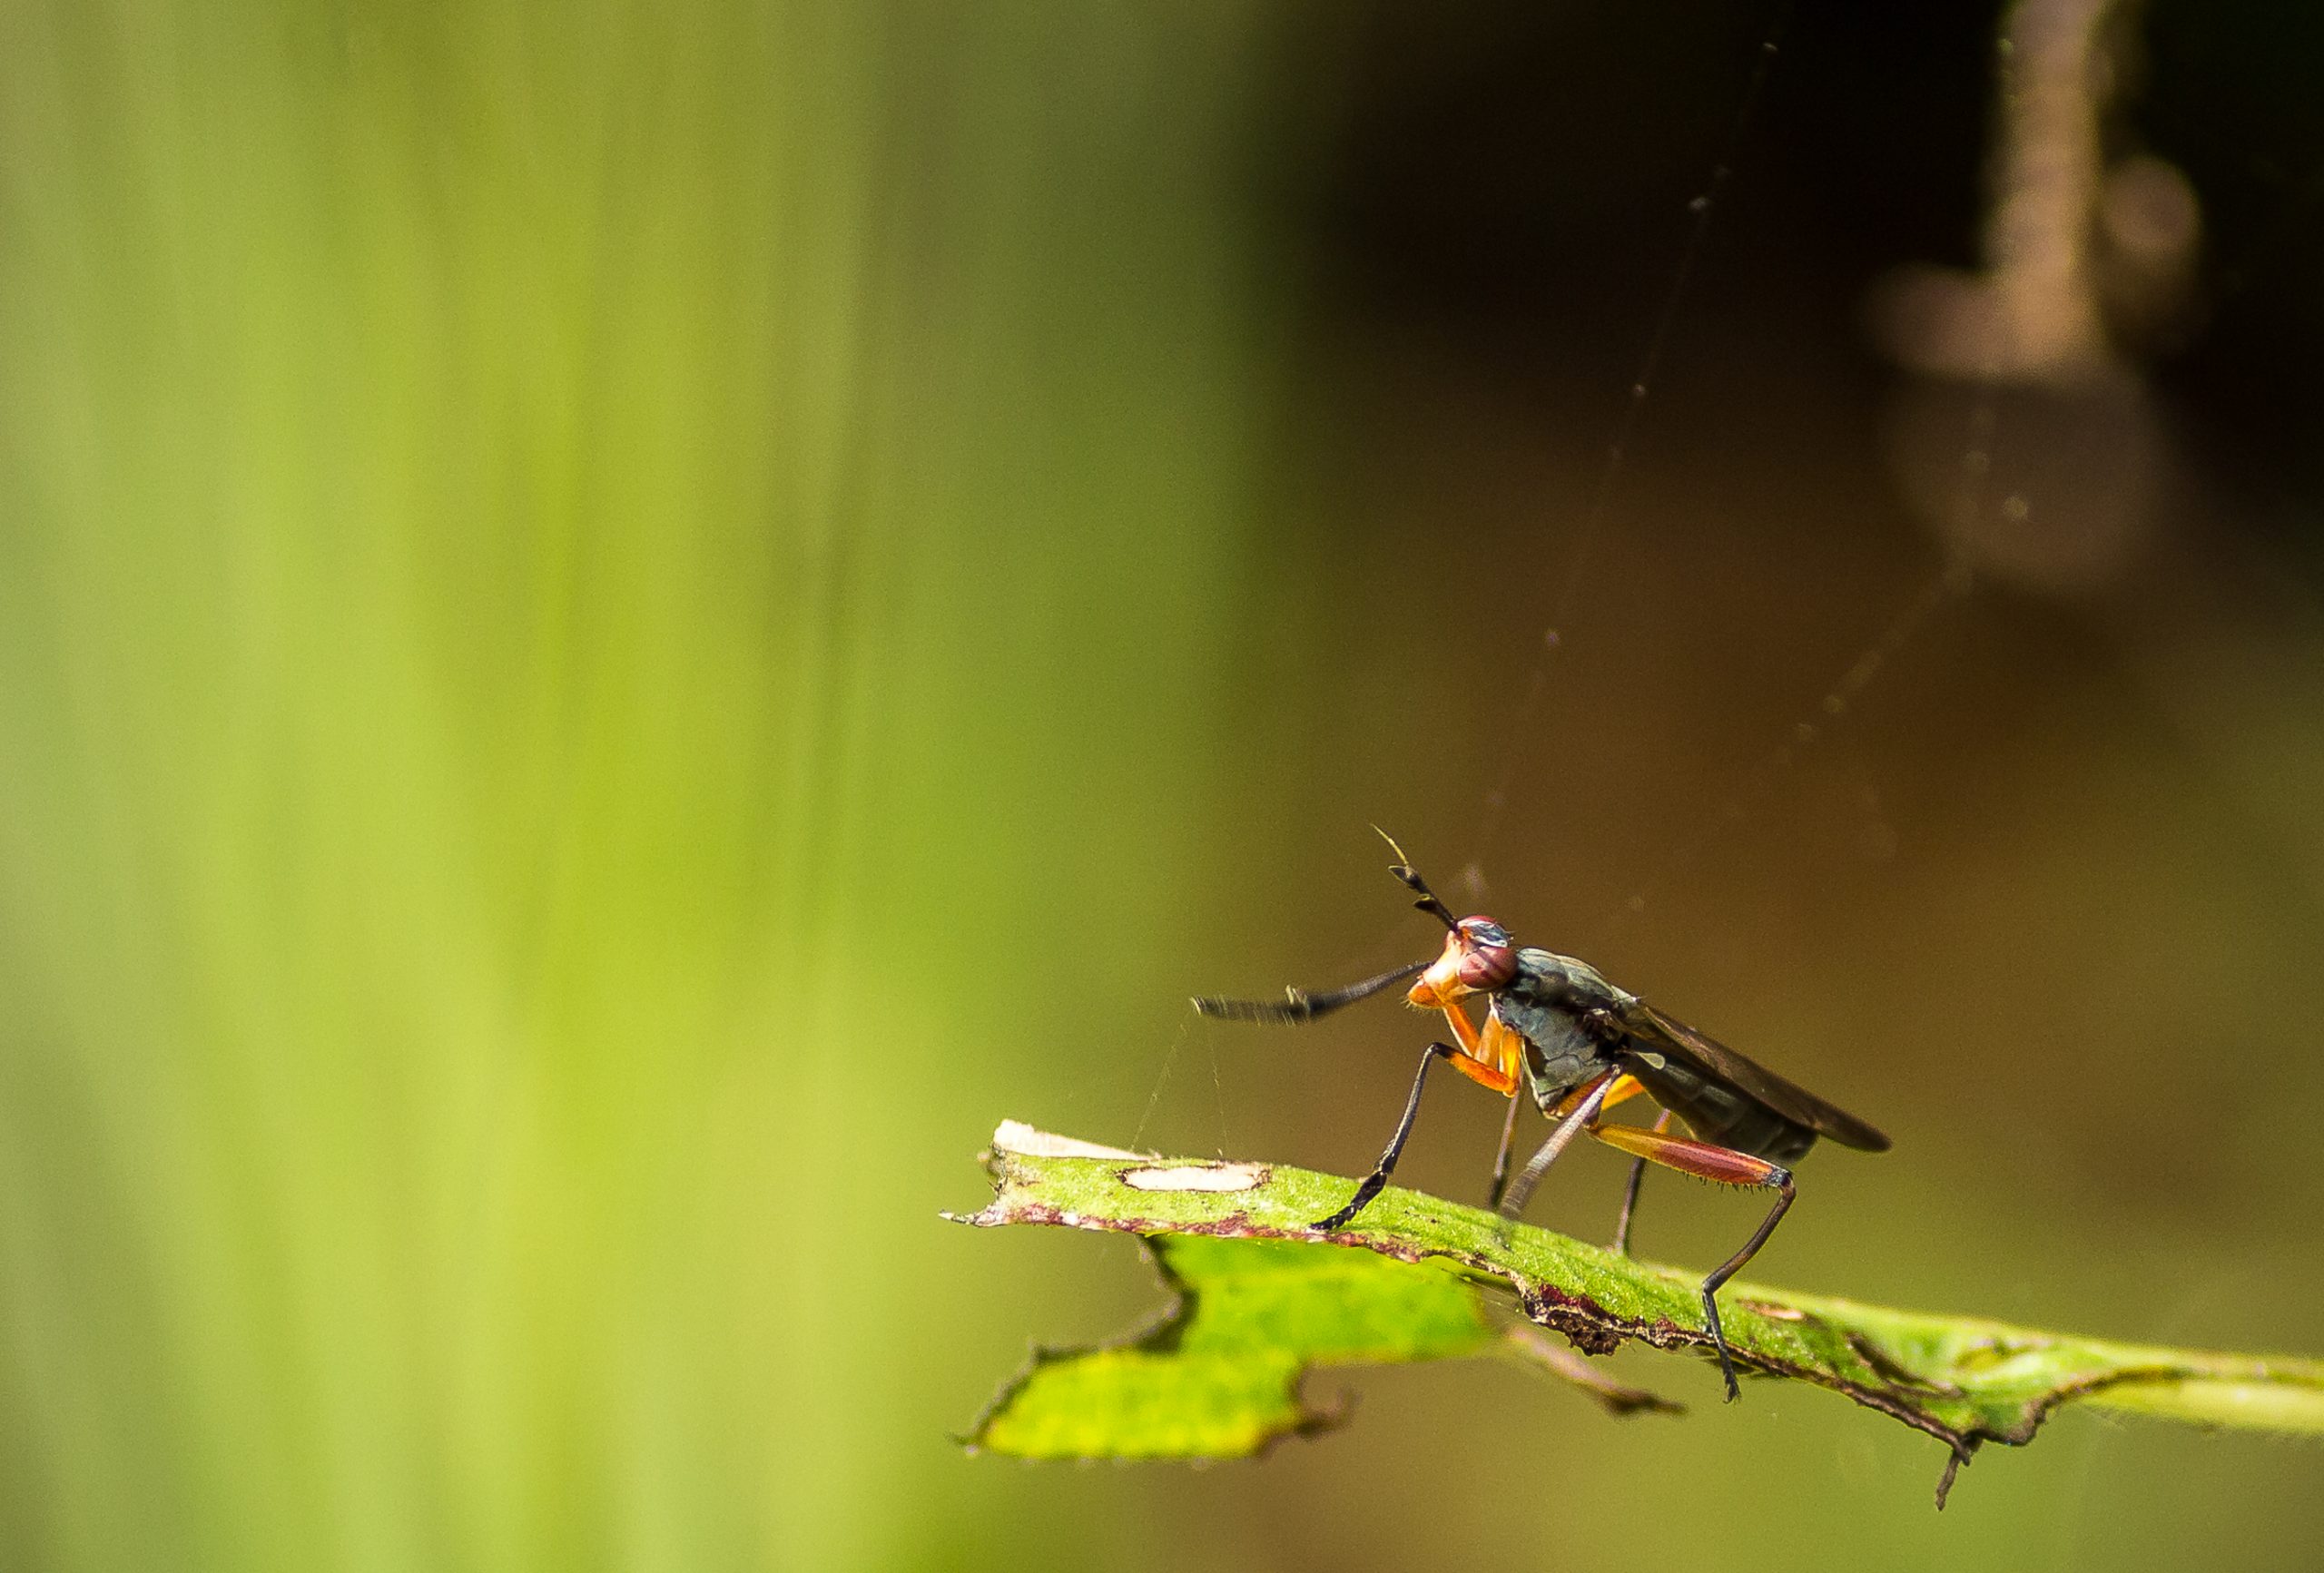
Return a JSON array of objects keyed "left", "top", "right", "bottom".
[
  {"left": 1394, "top": 865, "right": 1462, "bottom": 933},
  {"left": 1375, "top": 827, "right": 1460, "bottom": 934}
]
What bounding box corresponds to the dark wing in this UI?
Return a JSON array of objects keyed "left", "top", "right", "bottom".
[{"left": 1616, "top": 998, "right": 1891, "bottom": 1152}]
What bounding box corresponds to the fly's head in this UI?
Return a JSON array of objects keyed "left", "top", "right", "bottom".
[{"left": 1408, "top": 916, "right": 1519, "bottom": 1008}]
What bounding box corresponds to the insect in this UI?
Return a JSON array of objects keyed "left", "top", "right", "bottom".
[{"left": 1193, "top": 850, "right": 1890, "bottom": 1401}]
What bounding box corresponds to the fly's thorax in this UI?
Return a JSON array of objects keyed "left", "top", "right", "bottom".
[
  {"left": 1491, "top": 988, "right": 1618, "bottom": 1114},
  {"left": 1492, "top": 949, "right": 1633, "bottom": 1111}
]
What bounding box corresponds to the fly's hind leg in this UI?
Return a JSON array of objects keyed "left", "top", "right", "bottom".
[{"left": 1588, "top": 1122, "right": 1796, "bottom": 1402}]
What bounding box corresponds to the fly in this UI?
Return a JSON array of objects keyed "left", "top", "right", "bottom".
[{"left": 1193, "top": 846, "right": 1890, "bottom": 1401}]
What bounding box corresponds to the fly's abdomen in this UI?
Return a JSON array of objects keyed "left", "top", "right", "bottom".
[{"left": 1623, "top": 1052, "right": 1818, "bottom": 1165}]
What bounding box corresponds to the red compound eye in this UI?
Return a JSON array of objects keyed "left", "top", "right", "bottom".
[{"left": 1455, "top": 919, "right": 1517, "bottom": 989}]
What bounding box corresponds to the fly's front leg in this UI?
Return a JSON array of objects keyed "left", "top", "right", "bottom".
[
  {"left": 1468, "top": 1013, "right": 1531, "bottom": 1211},
  {"left": 1588, "top": 1122, "right": 1796, "bottom": 1401},
  {"left": 1316, "top": 1041, "right": 1517, "bottom": 1233}
]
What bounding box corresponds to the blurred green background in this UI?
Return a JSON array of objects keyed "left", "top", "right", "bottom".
[{"left": 1, "top": 0, "right": 2319, "bottom": 1568}]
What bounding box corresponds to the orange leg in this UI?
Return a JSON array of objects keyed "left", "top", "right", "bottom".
[
  {"left": 1472, "top": 1013, "right": 1528, "bottom": 1087},
  {"left": 1545, "top": 1071, "right": 1646, "bottom": 1121},
  {"left": 1450, "top": 1031, "right": 1524, "bottom": 1092},
  {"left": 1588, "top": 1122, "right": 1786, "bottom": 1185},
  {"left": 1586, "top": 1121, "right": 1796, "bottom": 1401},
  {"left": 1442, "top": 1049, "right": 1519, "bottom": 1096},
  {"left": 1434, "top": 1000, "right": 1483, "bottom": 1057},
  {"left": 1419, "top": 1005, "right": 1521, "bottom": 1094}
]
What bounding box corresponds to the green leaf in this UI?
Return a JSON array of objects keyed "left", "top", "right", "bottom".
[
  {"left": 953, "top": 1124, "right": 2324, "bottom": 1503},
  {"left": 968, "top": 1235, "right": 1480, "bottom": 1459}
]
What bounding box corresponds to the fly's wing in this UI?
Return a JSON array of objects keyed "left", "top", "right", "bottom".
[{"left": 1616, "top": 998, "right": 1892, "bottom": 1152}]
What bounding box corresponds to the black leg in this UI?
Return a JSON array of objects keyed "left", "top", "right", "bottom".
[
  {"left": 1314, "top": 1042, "right": 1457, "bottom": 1231},
  {"left": 1698, "top": 1170, "right": 1795, "bottom": 1401},
  {"left": 1612, "top": 1157, "right": 1648, "bottom": 1256},
  {"left": 1610, "top": 1108, "right": 1672, "bottom": 1255},
  {"left": 1586, "top": 1119, "right": 1804, "bottom": 1404},
  {"left": 1486, "top": 1088, "right": 1523, "bottom": 1211},
  {"left": 1496, "top": 1073, "right": 1618, "bottom": 1222}
]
